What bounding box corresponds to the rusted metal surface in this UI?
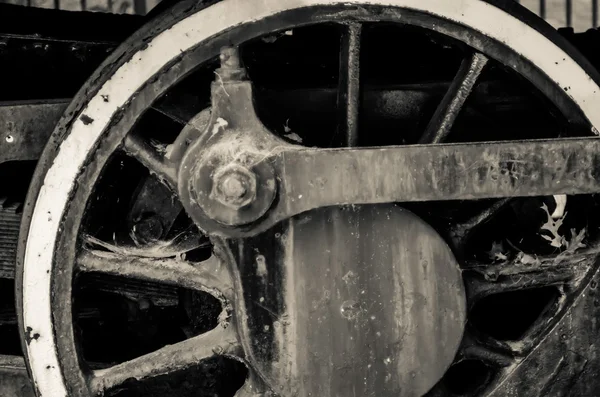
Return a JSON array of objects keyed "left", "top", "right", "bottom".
[
  {"left": 274, "top": 137, "right": 600, "bottom": 203},
  {"left": 178, "top": 63, "right": 282, "bottom": 230},
  {"left": 0, "top": 100, "right": 67, "bottom": 163},
  {"left": 211, "top": 164, "right": 259, "bottom": 210},
  {"left": 228, "top": 205, "right": 466, "bottom": 397},
  {"left": 0, "top": 4, "right": 145, "bottom": 165}
]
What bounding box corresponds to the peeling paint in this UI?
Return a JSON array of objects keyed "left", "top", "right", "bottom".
[{"left": 80, "top": 114, "right": 94, "bottom": 125}]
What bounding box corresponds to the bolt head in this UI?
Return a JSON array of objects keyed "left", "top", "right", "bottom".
[
  {"left": 221, "top": 175, "right": 247, "bottom": 199},
  {"left": 211, "top": 164, "right": 257, "bottom": 209},
  {"left": 219, "top": 46, "right": 240, "bottom": 68},
  {"left": 216, "top": 46, "right": 246, "bottom": 81}
]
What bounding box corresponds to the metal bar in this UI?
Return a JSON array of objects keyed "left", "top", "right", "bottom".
[
  {"left": 122, "top": 132, "right": 178, "bottom": 190},
  {"left": 77, "top": 250, "right": 233, "bottom": 301},
  {"left": 0, "top": 100, "right": 68, "bottom": 163},
  {"left": 224, "top": 136, "right": 600, "bottom": 237},
  {"left": 280, "top": 137, "right": 600, "bottom": 201},
  {"left": 566, "top": 0, "right": 573, "bottom": 27},
  {"left": 54, "top": 0, "right": 59, "bottom": 9},
  {"left": 337, "top": 23, "right": 362, "bottom": 147},
  {"left": 419, "top": 52, "right": 488, "bottom": 144},
  {"left": 450, "top": 197, "right": 511, "bottom": 246},
  {"left": 459, "top": 339, "right": 514, "bottom": 367},
  {"left": 463, "top": 253, "right": 592, "bottom": 303},
  {"left": 91, "top": 326, "right": 241, "bottom": 394},
  {"left": 594, "top": 0, "right": 599, "bottom": 28}
]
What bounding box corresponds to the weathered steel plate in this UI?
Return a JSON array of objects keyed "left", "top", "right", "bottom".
[
  {"left": 0, "top": 100, "right": 67, "bottom": 163},
  {"left": 230, "top": 204, "right": 466, "bottom": 397},
  {"left": 277, "top": 137, "right": 600, "bottom": 207},
  {"left": 207, "top": 136, "right": 600, "bottom": 237}
]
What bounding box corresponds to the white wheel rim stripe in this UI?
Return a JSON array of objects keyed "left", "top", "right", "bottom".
[{"left": 22, "top": 0, "right": 600, "bottom": 395}]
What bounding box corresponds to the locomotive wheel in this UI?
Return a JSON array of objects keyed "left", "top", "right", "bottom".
[{"left": 16, "top": 0, "right": 600, "bottom": 396}]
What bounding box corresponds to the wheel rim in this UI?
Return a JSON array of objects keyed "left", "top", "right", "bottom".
[{"left": 17, "top": 1, "right": 600, "bottom": 396}]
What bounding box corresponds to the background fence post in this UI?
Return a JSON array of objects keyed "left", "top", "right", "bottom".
[{"left": 133, "top": 0, "right": 146, "bottom": 14}]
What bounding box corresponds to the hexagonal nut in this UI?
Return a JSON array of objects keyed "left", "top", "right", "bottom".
[{"left": 210, "top": 164, "right": 257, "bottom": 209}]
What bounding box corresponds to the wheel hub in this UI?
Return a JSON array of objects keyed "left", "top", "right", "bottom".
[{"left": 232, "top": 205, "right": 466, "bottom": 396}]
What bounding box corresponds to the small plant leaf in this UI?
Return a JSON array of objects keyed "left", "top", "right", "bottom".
[
  {"left": 540, "top": 202, "right": 567, "bottom": 248},
  {"left": 539, "top": 200, "right": 587, "bottom": 261},
  {"left": 565, "top": 228, "right": 586, "bottom": 251},
  {"left": 516, "top": 251, "right": 541, "bottom": 266}
]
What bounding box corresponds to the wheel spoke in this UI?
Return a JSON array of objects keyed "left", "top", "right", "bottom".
[
  {"left": 122, "top": 132, "right": 178, "bottom": 190},
  {"left": 419, "top": 52, "right": 488, "bottom": 144},
  {"left": 90, "top": 325, "right": 242, "bottom": 395},
  {"left": 458, "top": 331, "right": 515, "bottom": 368},
  {"left": 461, "top": 344, "right": 514, "bottom": 367},
  {"left": 234, "top": 370, "right": 271, "bottom": 397},
  {"left": 83, "top": 226, "right": 210, "bottom": 259},
  {"left": 336, "top": 23, "right": 362, "bottom": 148},
  {"left": 280, "top": 137, "right": 600, "bottom": 211},
  {"left": 451, "top": 198, "right": 511, "bottom": 247},
  {"left": 77, "top": 249, "right": 234, "bottom": 301},
  {"left": 464, "top": 248, "right": 598, "bottom": 303}
]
